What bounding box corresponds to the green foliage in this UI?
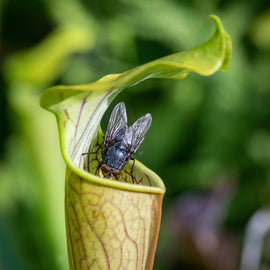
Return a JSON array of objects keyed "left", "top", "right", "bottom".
[{"left": 1, "top": 0, "right": 270, "bottom": 269}]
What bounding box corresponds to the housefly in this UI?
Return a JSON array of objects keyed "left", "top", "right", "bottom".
[{"left": 85, "top": 102, "right": 152, "bottom": 182}]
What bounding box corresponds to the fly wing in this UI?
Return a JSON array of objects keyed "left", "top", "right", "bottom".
[
  {"left": 104, "top": 102, "right": 127, "bottom": 148},
  {"left": 124, "top": 113, "right": 152, "bottom": 155}
]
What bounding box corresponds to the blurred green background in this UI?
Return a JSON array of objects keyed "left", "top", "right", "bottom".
[{"left": 1, "top": 0, "right": 270, "bottom": 269}]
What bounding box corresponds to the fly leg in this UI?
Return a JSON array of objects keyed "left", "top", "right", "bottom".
[
  {"left": 130, "top": 158, "right": 136, "bottom": 184},
  {"left": 81, "top": 141, "right": 104, "bottom": 174},
  {"left": 95, "top": 162, "right": 102, "bottom": 176},
  {"left": 81, "top": 141, "right": 104, "bottom": 156}
]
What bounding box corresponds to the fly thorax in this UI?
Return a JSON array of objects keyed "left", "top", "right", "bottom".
[{"left": 104, "top": 142, "right": 127, "bottom": 170}]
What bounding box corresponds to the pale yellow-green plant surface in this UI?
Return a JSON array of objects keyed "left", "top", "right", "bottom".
[{"left": 40, "top": 15, "right": 231, "bottom": 270}]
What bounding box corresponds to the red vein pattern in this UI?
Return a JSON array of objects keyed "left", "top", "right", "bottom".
[
  {"left": 70, "top": 90, "right": 113, "bottom": 163},
  {"left": 65, "top": 168, "right": 163, "bottom": 270}
]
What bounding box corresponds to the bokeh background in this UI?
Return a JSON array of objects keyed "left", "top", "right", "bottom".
[{"left": 1, "top": 0, "right": 270, "bottom": 269}]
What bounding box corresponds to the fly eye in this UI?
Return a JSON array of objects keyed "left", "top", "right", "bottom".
[
  {"left": 112, "top": 169, "right": 120, "bottom": 178},
  {"left": 101, "top": 165, "right": 111, "bottom": 174}
]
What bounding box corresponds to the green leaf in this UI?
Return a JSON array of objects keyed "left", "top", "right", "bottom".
[
  {"left": 40, "top": 15, "right": 231, "bottom": 270},
  {"left": 41, "top": 15, "right": 230, "bottom": 182},
  {"left": 4, "top": 24, "right": 94, "bottom": 87}
]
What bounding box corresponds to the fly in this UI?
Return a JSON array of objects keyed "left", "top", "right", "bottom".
[{"left": 83, "top": 102, "right": 152, "bottom": 182}]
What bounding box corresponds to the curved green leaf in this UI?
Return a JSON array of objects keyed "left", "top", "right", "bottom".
[
  {"left": 5, "top": 24, "right": 94, "bottom": 87},
  {"left": 41, "top": 15, "right": 230, "bottom": 185}
]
